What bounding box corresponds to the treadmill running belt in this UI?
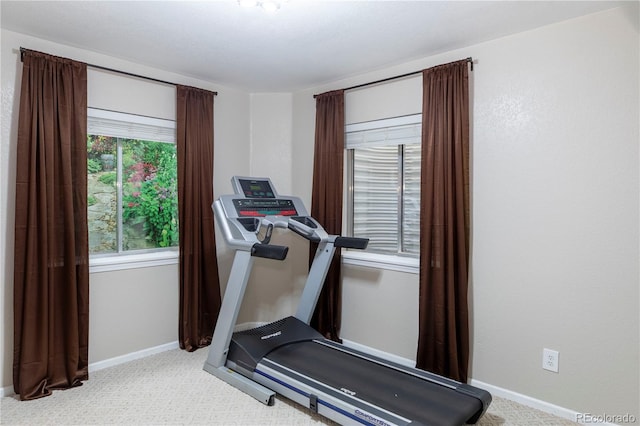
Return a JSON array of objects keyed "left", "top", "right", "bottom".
[{"left": 265, "top": 341, "right": 481, "bottom": 426}]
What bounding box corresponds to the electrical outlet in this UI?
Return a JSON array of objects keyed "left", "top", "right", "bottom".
[{"left": 542, "top": 348, "right": 559, "bottom": 373}]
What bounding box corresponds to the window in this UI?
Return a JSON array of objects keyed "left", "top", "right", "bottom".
[
  {"left": 346, "top": 114, "right": 421, "bottom": 263},
  {"left": 87, "top": 109, "right": 178, "bottom": 265}
]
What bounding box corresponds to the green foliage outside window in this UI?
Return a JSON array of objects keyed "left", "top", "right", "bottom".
[
  {"left": 98, "top": 172, "right": 117, "bottom": 186},
  {"left": 87, "top": 135, "right": 178, "bottom": 253},
  {"left": 122, "top": 141, "right": 179, "bottom": 248},
  {"left": 87, "top": 158, "right": 102, "bottom": 174}
]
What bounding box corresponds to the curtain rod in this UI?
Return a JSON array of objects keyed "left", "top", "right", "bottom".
[
  {"left": 20, "top": 47, "right": 218, "bottom": 96},
  {"left": 314, "top": 57, "right": 473, "bottom": 98}
]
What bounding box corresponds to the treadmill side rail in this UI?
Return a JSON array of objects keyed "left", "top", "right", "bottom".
[
  {"left": 203, "top": 364, "right": 275, "bottom": 406},
  {"left": 456, "top": 383, "right": 493, "bottom": 423},
  {"left": 255, "top": 360, "right": 413, "bottom": 426}
]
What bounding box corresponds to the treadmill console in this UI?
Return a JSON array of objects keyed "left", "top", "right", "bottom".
[
  {"left": 214, "top": 176, "right": 319, "bottom": 248},
  {"left": 226, "top": 176, "right": 308, "bottom": 218},
  {"left": 233, "top": 199, "right": 298, "bottom": 218},
  {"left": 233, "top": 177, "right": 278, "bottom": 199}
]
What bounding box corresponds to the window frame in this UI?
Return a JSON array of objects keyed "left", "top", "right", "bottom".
[
  {"left": 87, "top": 108, "right": 179, "bottom": 273},
  {"left": 343, "top": 114, "right": 421, "bottom": 274}
]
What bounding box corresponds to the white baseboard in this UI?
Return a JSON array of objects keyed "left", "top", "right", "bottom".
[
  {"left": 235, "top": 321, "right": 267, "bottom": 332},
  {"left": 1, "top": 384, "right": 13, "bottom": 398},
  {"left": 341, "top": 338, "right": 416, "bottom": 368},
  {"left": 342, "top": 339, "right": 621, "bottom": 426},
  {"left": 469, "top": 380, "right": 569, "bottom": 422},
  {"left": 469, "top": 380, "right": 625, "bottom": 426},
  {"left": 88, "top": 341, "right": 179, "bottom": 373}
]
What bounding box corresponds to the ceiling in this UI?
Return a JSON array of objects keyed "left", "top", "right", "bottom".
[{"left": 1, "top": 1, "right": 625, "bottom": 92}]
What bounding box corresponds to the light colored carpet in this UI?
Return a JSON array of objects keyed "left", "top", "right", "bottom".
[{"left": 1, "top": 348, "right": 578, "bottom": 425}]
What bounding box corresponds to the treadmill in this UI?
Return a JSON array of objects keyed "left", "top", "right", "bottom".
[{"left": 204, "top": 176, "right": 491, "bottom": 426}]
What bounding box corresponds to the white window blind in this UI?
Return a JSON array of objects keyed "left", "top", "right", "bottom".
[
  {"left": 88, "top": 108, "right": 176, "bottom": 143},
  {"left": 346, "top": 114, "right": 422, "bottom": 256},
  {"left": 346, "top": 114, "right": 421, "bottom": 149}
]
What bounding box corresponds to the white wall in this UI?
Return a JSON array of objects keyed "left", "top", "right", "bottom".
[
  {"left": 233, "top": 93, "right": 306, "bottom": 326},
  {"left": 292, "top": 5, "right": 639, "bottom": 421},
  {"left": 89, "top": 266, "right": 178, "bottom": 362},
  {"left": 1, "top": 29, "right": 252, "bottom": 390},
  {"left": 470, "top": 6, "right": 638, "bottom": 419}
]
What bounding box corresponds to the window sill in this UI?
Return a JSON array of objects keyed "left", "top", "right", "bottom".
[
  {"left": 341, "top": 251, "right": 419, "bottom": 274},
  {"left": 89, "top": 250, "right": 179, "bottom": 273}
]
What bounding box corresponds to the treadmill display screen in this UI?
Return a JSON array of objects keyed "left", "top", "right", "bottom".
[
  {"left": 238, "top": 179, "right": 275, "bottom": 199},
  {"left": 233, "top": 199, "right": 298, "bottom": 217}
]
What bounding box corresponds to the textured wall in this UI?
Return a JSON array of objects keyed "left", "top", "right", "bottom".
[{"left": 292, "top": 5, "right": 639, "bottom": 420}]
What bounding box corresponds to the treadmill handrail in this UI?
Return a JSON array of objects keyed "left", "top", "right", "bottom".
[
  {"left": 251, "top": 243, "right": 289, "bottom": 260},
  {"left": 287, "top": 216, "right": 328, "bottom": 242},
  {"left": 213, "top": 199, "right": 256, "bottom": 252}
]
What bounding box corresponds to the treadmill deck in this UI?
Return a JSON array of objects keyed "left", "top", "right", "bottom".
[{"left": 263, "top": 340, "right": 483, "bottom": 426}]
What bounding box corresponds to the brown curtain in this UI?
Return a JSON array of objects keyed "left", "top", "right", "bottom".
[
  {"left": 13, "top": 50, "right": 89, "bottom": 400},
  {"left": 176, "top": 85, "right": 221, "bottom": 352},
  {"left": 416, "top": 59, "right": 471, "bottom": 382},
  {"left": 309, "top": 90, "right": 345, "bottom": 341}
]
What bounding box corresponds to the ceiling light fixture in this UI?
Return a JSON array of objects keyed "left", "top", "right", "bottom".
[{"left": 238, "top": 0, "right": 286, "bottom": 13}]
